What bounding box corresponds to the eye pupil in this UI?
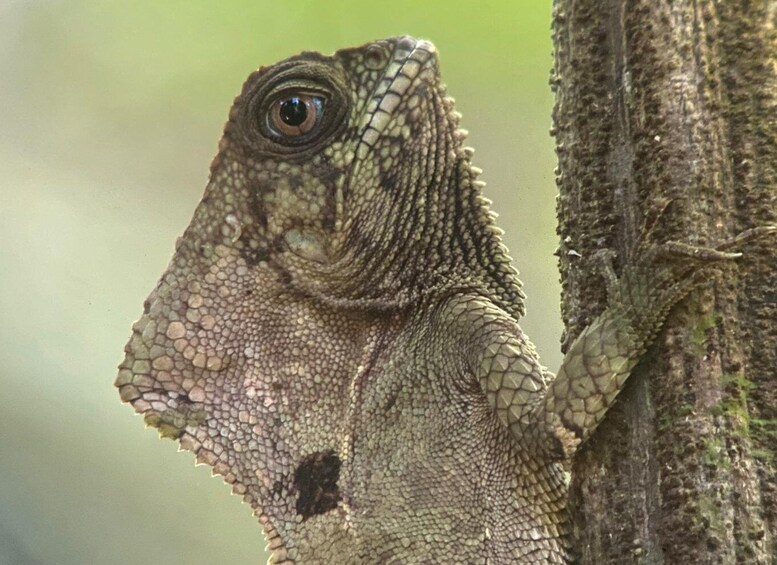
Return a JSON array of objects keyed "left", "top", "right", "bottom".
[
  {"left": 269, "top": 93, "right": 324, "bottom": 140},
  {"left": 279, "top": 97, "right": 308, "bottom": 127}
]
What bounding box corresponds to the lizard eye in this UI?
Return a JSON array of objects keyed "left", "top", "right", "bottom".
[
  {"left": 268, "top": 93, "right": 324, "bottom": 139},
  {"left": 240, "top": 63, "right": 348, "bottom": 153}
]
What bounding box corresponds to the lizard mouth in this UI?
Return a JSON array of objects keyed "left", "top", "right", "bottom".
[{"left": 115, "top": 316, "right": 212, "bottom": 440}]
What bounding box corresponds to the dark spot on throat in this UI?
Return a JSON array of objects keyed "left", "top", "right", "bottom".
[
  {"left": 379, "top": 173, "right": 397, "bottom": 191},
  {"left": 384, "top": 391, "right": 398, "bottom": 412},
  {"left": 294, "top": 450, "right": 341, "bottom": 520}
]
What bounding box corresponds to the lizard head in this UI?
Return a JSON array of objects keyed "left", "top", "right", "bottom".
[
  {"left": 116, "top": 36, "right": 524, "bottom": 561},
  {"left": 194, "top": 34, "right": 522, "bottom": 310},
  {"left": 194, "top": 35, "right": 447, "bottom": 309}
]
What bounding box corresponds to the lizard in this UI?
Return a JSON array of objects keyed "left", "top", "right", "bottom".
[{"left": 115, "top": 36, "right": 775, "bottom": 563}]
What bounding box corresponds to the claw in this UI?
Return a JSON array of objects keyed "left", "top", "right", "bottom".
[
  {"left": 657, "top": 225, "right": 776, "bottom": 263},
  {"left": 716, "top": 225, "right": 777, "bottom": 252},
  {"left": 659, "top": 241, "right": 743, "bottom": 262}
]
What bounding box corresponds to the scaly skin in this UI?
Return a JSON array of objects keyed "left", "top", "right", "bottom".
[{"left": 115, "top": 36, "right": 774, "bottom": 563}]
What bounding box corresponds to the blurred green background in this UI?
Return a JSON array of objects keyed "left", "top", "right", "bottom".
[{"left": 0, "top": 1, "right": 558, "bottom": 563}]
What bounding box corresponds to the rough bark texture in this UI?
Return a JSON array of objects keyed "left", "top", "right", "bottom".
[{"left": 551, "top": 1, "right": 777, "bottom": 563}]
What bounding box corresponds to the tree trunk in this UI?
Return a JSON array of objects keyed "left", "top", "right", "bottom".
[{"left": 551, "top": 1, "right": 777, "bottom": 563}]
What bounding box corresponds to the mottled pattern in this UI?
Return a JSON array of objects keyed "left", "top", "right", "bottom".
[{"left": 115, "top": 36, "right": 766, "bottom": 563}]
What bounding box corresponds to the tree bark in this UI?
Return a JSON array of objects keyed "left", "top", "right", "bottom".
[{"left": 551, "top": 1, "right": 777, "bottom": 563}]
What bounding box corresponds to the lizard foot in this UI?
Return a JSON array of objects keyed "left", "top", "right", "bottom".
[{"left": 593, "top": 224, "right": 776, "bottom": 349}]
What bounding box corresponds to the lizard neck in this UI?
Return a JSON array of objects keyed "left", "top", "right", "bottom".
[{"left": 292, "top": 154, "right": 527, "bottom": 318}]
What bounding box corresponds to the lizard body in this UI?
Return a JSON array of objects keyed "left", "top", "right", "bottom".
[{"left": 116, "top": 37, "right": 772, "bottom": 563}]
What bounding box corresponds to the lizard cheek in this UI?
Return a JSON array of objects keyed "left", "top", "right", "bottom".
[{"left": 284, "top": 228, "right": 329, "bottom": 263}]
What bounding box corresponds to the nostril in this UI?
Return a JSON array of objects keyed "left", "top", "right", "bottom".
[{"left": 364, "top": 44, "right": 388, "bottom": 70}]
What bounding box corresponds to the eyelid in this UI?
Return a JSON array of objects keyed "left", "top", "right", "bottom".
[{"left": 239, "top": 61, "right": 350, "bottom": 155}]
